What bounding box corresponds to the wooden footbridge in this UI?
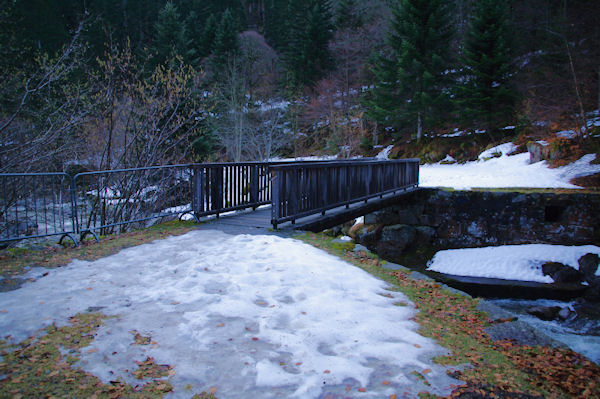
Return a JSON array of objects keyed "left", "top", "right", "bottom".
[
  {"left": 192, "top": 159, "right": 420, "bottom": 233},
  {"left": 0, "top": 159, "right": 419, "bottom": 245}
]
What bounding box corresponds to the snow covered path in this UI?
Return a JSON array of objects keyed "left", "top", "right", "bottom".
[{"left": 0, "top": 231, "right": 459, "bottom": 398}]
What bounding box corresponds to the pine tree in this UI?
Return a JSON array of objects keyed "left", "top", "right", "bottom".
[
  {"left": 335, "top": 0, "right": 361, "bottom": 29},
  {"left": 365, "top": 0, "right": 454, "bottom": 140},
  {"left": 458, "top": 0, "right": 516, "bottom": 133},
  {"left": 264, "top": 0, "right": 289, "bottom": 50},
  {"left": 283, "top": 0, "right": 333, "bottom": 89},
  {"left": 210, "top": 9, "right": 241, "bottom": 75},
  {"left": 152, "top": 2, "right": 193, "bottom": 67}
]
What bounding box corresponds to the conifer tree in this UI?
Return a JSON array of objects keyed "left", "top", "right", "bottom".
[
  {"left": 365, "top": 0, "right": 454, "bottom": 140},
  {"left": 283, "top": 0, "right": 333, "bottom": 89},
  {"left": 335, "top": 0, "right": 361, "bottom": 29},
  {"left": 264, "top": 0, "right": 289, "bottom": 50},
  {"left": 210, "top": 9, "right": 241, "bottom": 75},
  {"left": 152, "top": 2, "right": 193, "bottom": 67},
  {"left": 458, "top": 0, "right": 516, "bottom": 133}
]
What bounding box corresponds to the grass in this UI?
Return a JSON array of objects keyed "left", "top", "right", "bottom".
[
  {"left": 296, "top": 232, "right": 600, "bottom": 398},
  {"left": 0, "top": 220, "right": 199, "bottom": 281},
  {"left": 0, "top": 313, "right": 174, "bottom": 398},
  {"left": 1, "top": 223, "right": 598, "bottom": 398}
]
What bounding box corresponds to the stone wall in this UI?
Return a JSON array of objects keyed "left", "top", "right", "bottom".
[{"left": 355, "top": 188, "right": 600, "bottom": 266}]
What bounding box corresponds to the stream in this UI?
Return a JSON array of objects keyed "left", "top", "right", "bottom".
[{"left": 489, "top": 298, "right": 600, "bottom": 364}]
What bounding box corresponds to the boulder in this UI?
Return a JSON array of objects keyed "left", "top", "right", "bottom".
[
  {"left": 542, "top": 261, "right": 584, "bottom": 284},
  {"left": 355, "top": 225, "right": 382, "bottom": 248},
  {"left": 583, "top": 277, "right": 600, "bottom": 303},
  {"left": 557, "top": 307, "right": 574, "bottom": 321},
  {"left": 542, "top": 262, "right": 564, "bottom": 277},
  {"left": 553, "top": 267, "right": 584, "bottom": 284},
  {"left": 380, "top": 224, "right": 416, "bottom": 252},
  {"left": 527, "top": 306, "right": 561, "bottom": 321},
  {"left": 578, "top": 253, "right": 599, "bottom": 283},
  {"left": 527, "top": 141, "right": 550, "bottom": 164}
]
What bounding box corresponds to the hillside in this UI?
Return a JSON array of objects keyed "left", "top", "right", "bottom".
[{"left": 1, "top": 0, "right": 598, "bottom": 183}]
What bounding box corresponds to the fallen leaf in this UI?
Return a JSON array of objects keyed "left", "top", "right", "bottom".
[
  {"left": 382, "top": 380, "right": 390, "bottom": 385},
  {"left": 252, "top": 337, "right": 259, "bottom": 341},
  {"left": 216, "top": 323, "right": 225, "bottom": 327},
  {"left": 87, "top": 348, "right": 98, "bottom": 354},
  {"left": 422, "top": 368, "right": 431, "bottom": 374},
  {"left": 323, "top": 370, "right": 331, "bottom": 374},
  {"left": 390, "top": 395, "right": 397, "bottom": 399},
  {"left": 209, "top": 387, "right": 218, "bottom": 394},
  {"left": 413, "top": 344, "right": 421, "bottom": 348},
  {"left": 358, "top": 387, "right": 366, "bottom": 392}
]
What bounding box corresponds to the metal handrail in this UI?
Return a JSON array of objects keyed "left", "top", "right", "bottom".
[{"left": 0, "top": 158, "right": 420, "bottom": 245}]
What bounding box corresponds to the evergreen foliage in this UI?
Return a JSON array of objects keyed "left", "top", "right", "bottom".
[
  {"left": 335, "top": 0, "right": 361, "bottom": 29},
  {"left": 365, "top": 0, "right": 454, "bottom": 140},
  {"left": 283, "top": 0, "right": 334, "bottom": 89},
  {"left": 152, "top": 2, "right": 193, "bottom": 67},
  {"left": 458, "top": 0, "right": 516, "bottom": 132},
  {"left": 210, "top": 9, "right": 242, "bottom": 75}
]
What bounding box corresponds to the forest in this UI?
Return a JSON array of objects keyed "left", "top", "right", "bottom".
[{"left": 0, "top": 0, "right": 598, "bottom": 172}]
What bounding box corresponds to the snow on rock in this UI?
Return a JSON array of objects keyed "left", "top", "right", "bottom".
[
  {"left": 421, "top": 142, "right": 600, "bottom": 189},
  {"left": 0, "top": 230, "right": 459, "bottom": 398},
  {"left": 376, "top": 145, "right": 394, "bottom": 160},
  {"left": 427, "top": 244, "right": 600, "bottom": 283},
  {"left": 478, "top": 142, "right": 517, "bottom": 160}
]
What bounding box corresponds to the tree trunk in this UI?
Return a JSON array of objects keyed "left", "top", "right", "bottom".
[{"left": 417, "top": 112, "right": 423, "bottom": 141}]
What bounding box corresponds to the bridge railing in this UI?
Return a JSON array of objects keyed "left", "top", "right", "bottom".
[
  {"left": 0, "top": 173, "right": 77, "bottom": 245},
  {"left": 0, "top": 158, "right": 419, "bottom": 245},
  {"left": 270, "top": 159, "right": 420, "bottom": 228},
  {"left": 73, "top": 165, "right": 195, "bottom": 239}
]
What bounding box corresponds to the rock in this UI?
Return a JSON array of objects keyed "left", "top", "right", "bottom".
[
  {"left": 415, "top": 226, "right": 435, "bottom": 243},
  {"left": 542, "top": 262, "right": 584, "bottom": 283},
  {"left": 552, "top": 267, "right": 584, "bottom": 284},
  {"left": 355, "top": 225, "right": 382, "bottom": 248},
  {"left": 557, "top": 307, "right": 573, "bottom": 321},
  {"left": 578, "top": 253, "right": 599, "bottom": 283},
  {"left": 380, "top": 224, "right": 416, "bottom": 252},
  {"left": 353, "top": 244, "right": 368, "bottom": 253},
  {"left": 527, "top": 141, "right": 550, "bottom": 164},
  {"left": 542, "top": 262, "right": 564, "bottom": 277},
  {"left": 348, "top": 222, "right": 364, "bottom": 239},
  {"left": 583, "top": 277, "right": 600, "bottom": 302},
  {"left": 527, "top": 306, "right": 561, "bottom": 321}
]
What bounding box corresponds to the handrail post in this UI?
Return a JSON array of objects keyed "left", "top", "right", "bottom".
[
  {"left": 69, "top": 174, "right": 79, "bottom": 235},
  {"left": 191, "top": 165, "right": 205, "bottom": 215},
  {"left": 271, "top": 170, "right": 280, "bottom": 229},
  {"left": 250, "top": 165, "right": 259, "bottom": 209}
]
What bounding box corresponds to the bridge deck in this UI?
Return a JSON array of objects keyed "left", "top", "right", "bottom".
[{"left": 196, "top": 188, "right": 418, "bottom": 236}]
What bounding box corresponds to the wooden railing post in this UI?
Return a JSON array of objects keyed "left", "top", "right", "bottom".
[
  {"left": 210, "top": 166, "right": 223, "bottom": 216},
  {"left": 191, "top": 165, "right": 205, "bottom": 215},
  {"left": 250, "top": 165, "right": 259, "bottom": 209}
]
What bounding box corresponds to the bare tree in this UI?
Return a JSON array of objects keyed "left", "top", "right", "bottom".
[{"left": 0, "top": 22, "right": 90, "bottom": 172}]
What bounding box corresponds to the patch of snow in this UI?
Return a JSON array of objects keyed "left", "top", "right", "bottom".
[
  {"left": 421, "top": 147, "right": 600, "bottom": 189},
  {"left": 502, "top": 126, "right": 516, "bottom": 130},
  {"left": 339, "top": 236, "right": 352, "bottom": 242},
  {"left": 440, "top": 154, "right": 456, "bottom": 164},
  {"left": 0, "top": 231, "right": 459, "bottom": 398},
  {"left": 376, "top": 145, "right": 394, "bottom": 160},
  {"left": 353, "top": 216, "right": 365, "bottom": 226},
  {"left": 427, "top": 244, "right": 600, "bottom": 283},
  {"left": 478, "top": 143, "right": 517, "bottom": 160},
  {"left": 556, "top": 130, "right": 577, "bottom": 139}
]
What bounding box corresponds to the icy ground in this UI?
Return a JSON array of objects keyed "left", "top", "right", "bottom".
[
  {"left": 427, "top": 244, "right": 600, "bottom": 283},
  {"left": 0, "top": 231, "right": 460, "bottom": 398},
  {"left": 419, "top": 143, "right": 600, "bottom": 189}
]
